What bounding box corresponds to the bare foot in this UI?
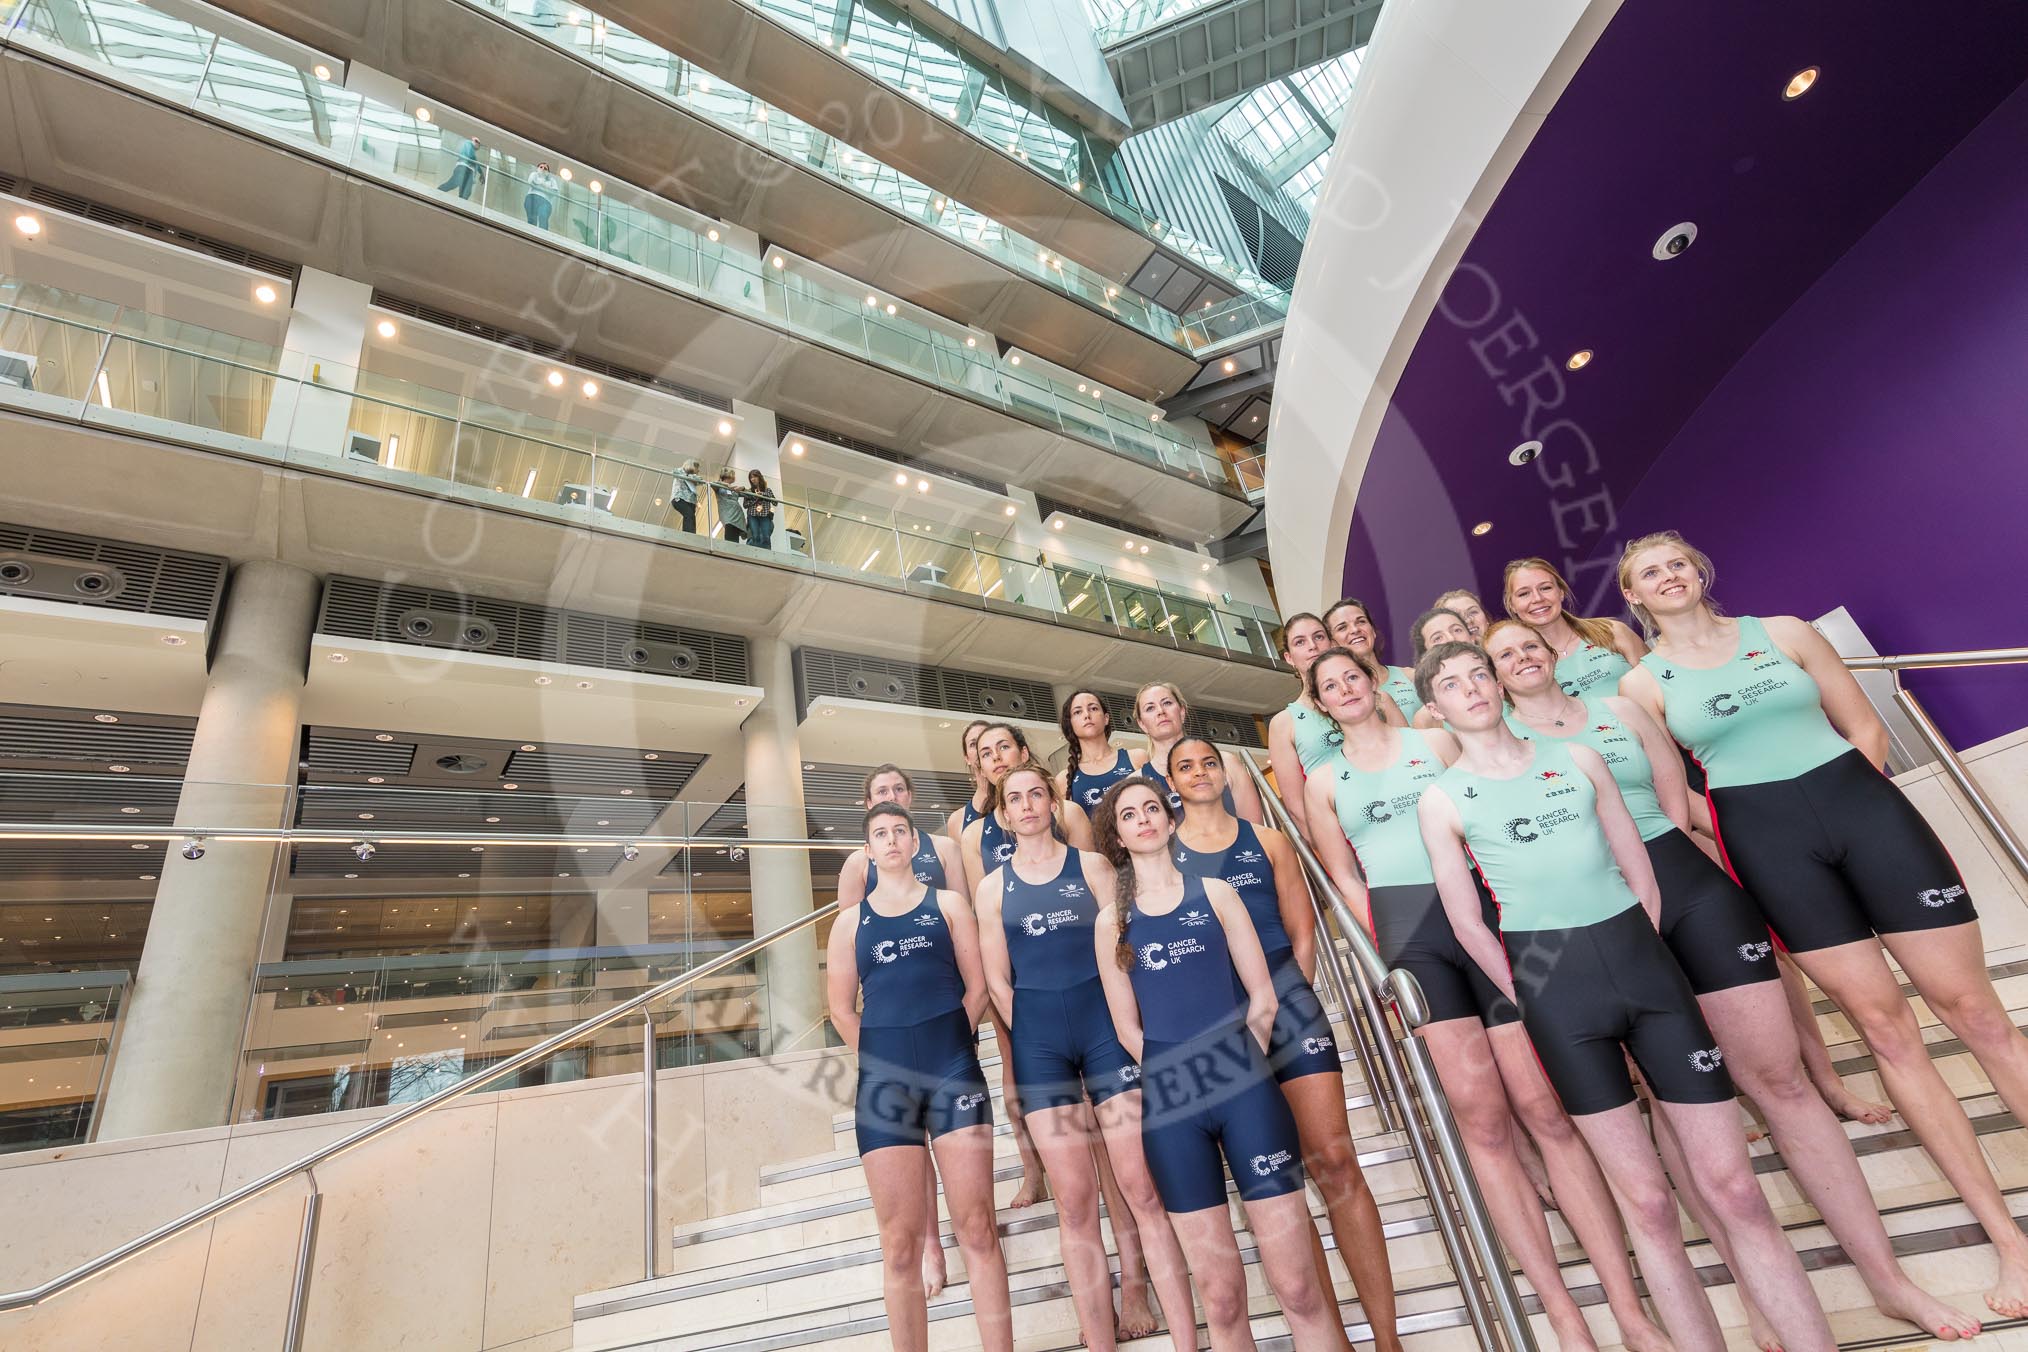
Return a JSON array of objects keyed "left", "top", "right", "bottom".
[
  {"left": 1821, "top": 1084, "right": 1893, "bottom": 1125},
  {"left": 1613, "top": 1311, "right": 1673, "bottom": 1352},
  {"left": 921, "top": 1239, "right": 946, "bottom": 1301},
  {"left": 1010, "top": 1172, "right": 1050, "bottom": 1209},
  {"left": 1117, "top": 1280, "right": 1159, "bottom": 1341},
  {"left": 1872, "top": 1278, "right": 1982, "bottom": 1341},
  {"left": 1986, "top": 1249, "right": 2028, "bottom": 1319},
  {"left": 1546, "top": 1304, "right": 1600, "bottom": 1352},
  {"left": 1743, "top": 1296, "right": 1783, "bottom": 1352}
]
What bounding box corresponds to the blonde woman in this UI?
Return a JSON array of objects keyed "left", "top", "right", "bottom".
[{"left": 1502, "top": 556, "right": 1646, "bottom": 696}]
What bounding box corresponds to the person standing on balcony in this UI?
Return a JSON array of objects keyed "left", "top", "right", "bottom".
[
  {"left": 743, "top": 469, "right": 776, "bottom": 549},
  {"left": 1304, "top": 646, "right": 1670, "bottom": 1352},
  {"left": 524, "top": 161, "right": 560, "bottom": 229},
  {"left": 974, "top": 764, "right": 1197, "bottom": 1350},
  {"left": 669, "top": 459, "right": 701, "bottom": 533},
  {"left": 1131, "top": 682, "right": 1263, "bottom": 824},
  {"left": 711, "top": 467, "right": 746, "bottom": 544},
  {"left": 436, "top": 134, "right": 483, "bottom": 200},
  {"left": 1090, "top": 778, "right": 1350, "bottom": 1352},
  {"left": 1170, "top": 736, "right": 1405, "bottom": 1352},
  {"left": 1417, "top": 640, "right": 1835, "bottom": 1352},
  {"left": 1057, "top": 689, "right": 1147, "bottom": 813},
  {"left": 827, "top": 803, "right": 1011, "bottom": 1352},
  {"left": 1620, "top": 529, "right": 2028, "bottom": 1320},
  {"left": 1488, "top": 616, "right": 1977, "bottom": 1344}
]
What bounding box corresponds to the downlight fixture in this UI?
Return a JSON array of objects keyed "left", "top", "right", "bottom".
[
  {"left": 1784, "top": 67, "right": 1820, "bottom": 100},
  {"left": 1509, "top": 440, "right": 1544, "bottom": 467},
  {"left": 1652, "top": 222, "right": 1698, "bottom": 261}
]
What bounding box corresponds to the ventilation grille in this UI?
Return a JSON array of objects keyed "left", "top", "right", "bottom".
[
  {"left": 0, "top": 523, "right": 226, "bottom": 621},
  {"left": 0, "top": 841, "right": 165, "bottom": 882},
  {"left": 304, "top": 736, "right": 417, "bottom": 778},
  {"left": 775, "top": 417, "right": 1007, "bottom": 494},
  {"left": 370, "top": 293, "right": 732, "bottom": 412},
  {"left": 1030, "top": 497, "right": 1195, "bottom": 551},
  {"left": 795, "top": 648, "right": 1052, "bottom": 721},
  {"left": 1, "top": 176, "right": 295, "bottom": 279},
  {"left": 316, "top": 578, "right": 750, "bottom": 684},
  {"left": 291, "top": 844, "right": 625, "bottom": 879},
  {"left": 1216, "top": 176, "right": 1304, "bottom": 293},
  {"left": 1096, "top": 691, "right": 1264, "bottom": 749},
  {"left": 0, "top": 711, "right": 196, "bottom": 767},
  {"left": 500, "top": 748, "right": 703, "bottom": 794}
]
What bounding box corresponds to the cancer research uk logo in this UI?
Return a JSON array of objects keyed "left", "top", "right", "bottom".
[
  {"left": 1249, "top": 1149, "right": 1295, "bottom": 1178},
  {"left": 1738, "top": 940, "right": 1773, "bottom": 962},
  {"left": 1503, "top": 818, "right": 1540, "bottom": 844},
  {"left": 1689, "top": 1047, "right": 1725, "bottom": 1073},
  {"left": 871, "top": 939, "right": 898, "bottom": 964},
  {"left": 1301, "top": 1035, "right": 1334, "bottom": 1055},
  {"left": 1021, "top": 913, "right": 1049, "bottom": 937},
  {"left": 1138, "top": 943, "right": 1168, "bottom": 971},
  {"left": 1118, "top": 1064, "right": 1142, "bottom": 1085},
  {"left": 1919, "top": 885, "right": 1968, "bottom": 909},
  {"left": 954, "top": 1092, "right": 987, "bottom": 1111}
]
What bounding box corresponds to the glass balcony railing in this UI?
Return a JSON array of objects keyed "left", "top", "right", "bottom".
[
  {"left": 459, "top": 0, "right": 1218, "bottom": 354},
  {"left": 0, "top": 0, "right": 1236, "bottom": 488},
  {"left": 705, "top": 0, "right": 1290, "bottom": 308},
  {"left": 0, "top": 282, "right": 1286, "bottom": 660},
  {"left": 1233, "top": 442, "right": 1267, "bottom": 497}
]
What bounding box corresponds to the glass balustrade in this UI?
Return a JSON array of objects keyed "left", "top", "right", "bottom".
[
  {"left": 0, "top": 282, "right": 1286, "bottom": 658},
  {"left": 0, "top": 0, "right": 1237, "bottom": 485},
  {"left": 462, "top": 0, "right": 1212, "bottom": 351}
]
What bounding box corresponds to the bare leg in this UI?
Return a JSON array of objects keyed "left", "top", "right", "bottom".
[
  {"left": 1025, "top": 1104, "right": 1121, "bottom": 1350},
  {"left": 1511, "top": 1113, "right": 1558, "bottom": 1208},
  {"left": 1649, "top": 1097, "right": 1833, "bottom": 1352},
  {"left": 1169, "top": 1206, "right": 1258, "bottom": 1350},
  {"left": 921, "top": 1148, "right": 947, "bottom": 1298},
  {"left": 1649, "top": 1100, "right": 1781, "bottom": 1351},
  {"left": 1282, "top": 1071, "right": 1403, "bottom": 1351},
  {"left": 994, "top": 1016, "right": 1049, "bottom": 1208},
  {"left": 1243, "top": 1189, "right": 1352, "bottom": 1351},
  {"left": 1704, "top": 980, "right": 1979, "bottom": 1340},
  {"left": 864, "top": 1144, "right": 932, "bottom": 1352},
  {"left": 1487, "top": 1024, "right": 1673, "bottom": 1352},
  {"left": 1795, "top": 936, "right": 2028, "bottom": 1318},
  {"left": 932, "top": 1124, "right": 1013, "bottom": 1352},
  {"left": 1094, "top": 1089, "right": 1200, "bottom": 1352},
  {"left": 1092, "top": 1126, "right": 1159, "bottom": 1340},
  {"left": 1418, "top": 1019, "right": 1600, "bottom": 1352},
  {"left": 1564, "top": 1102, "right": 1726, "bottom": 1350},
  {"left": 1777, "top": 952, "right": 1890, "bottom": 1124}
]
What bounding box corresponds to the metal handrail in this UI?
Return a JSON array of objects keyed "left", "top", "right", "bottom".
[
  {"left": 1841, "top": 646, "right": 2028, "bottom": 883},
  {"left": 1237, "top": 750, "right": 1536, "bottom": 1352},
  {"left": 0, "top": 900, "right": 837, "bottom": 1312}
]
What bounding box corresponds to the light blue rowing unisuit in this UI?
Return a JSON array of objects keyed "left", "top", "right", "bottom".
[
  {"left": 1508, "top": 697, "right": 1672, "bottom": 842},
  {"left": 1639, "top": 616, "right": 1854, "bottom": 789},
  {"left": 1380, "top": 665, "right": 1423, "bottom": 722},
  {"left": 1555, "top": 640, "right": 1633, "bottom": 698},
  {"left": 1284, "top": 698, "right": 1341, "bottom": 772}
]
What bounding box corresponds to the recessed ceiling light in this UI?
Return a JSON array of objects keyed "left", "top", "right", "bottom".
[
  {"left": 581, "top": 379, "right": 599, "bottom": 398},
  {"left": 1653, "top": 221, "right": 1698, "bottom": 261},
  {"left": 1471, "top": 521, "right": 1494, "bottom": 536},
  {"left": 1201, "top": 561, "right": 1212, "bottom": 571},
  {"left": 253, "top": 284, "right": 278, "bottom": 305},
  {"left": 546, "top": 370, "right": 565, "bottom": 387},
  {"left": 771, "top": 255, "right": 785, "bottom": 269},
  {"left": 597, "top": 820, "right": 610, "bottom": 826},
  {"left": 458, "top": 872, "right": 470, "bottom": 879},
  {"left": 374, "top": 733, "right": 393, "bottom": 742},
  {"left": 376, "top": 319, "right": 398, "bottom": 339},
  {"left": 93, "top": 714, "right": 119, "bottom": 724},
  {"left": 559, "top": 166, "right": 573, "bottom": 181},
  {"left": 367, "top": 776, "right": 385, "bottom": 784},
  {"left": 821, "top": 707, "right": 835, "bottom": 716},
  {"left": 575, "top": 680, "right": 594, "bottom": 690},
  {"left": 1222, "top": 359, "right": 1235, "bottom": 373},
  {"left": 1009, "top": 354, "right": 1021, "bottom": 366},
  {"left": 534, "top": 676, "right": 552, "bottom": 686},
  {"left": 485, "top": 816, "right": 501, "bottom": 823},
  {"left": 706, "top": 228, "right": 719, "bottom": 242},
  {"left": 343, "top": 874, "right": 357, "bottom": 880},
  {"left": 894, "top": 472, "right": 910, "bottom": 485},
  {"left": 159, "top": 634, "right": 187, "bottom": 646},
  {"left": 789, "top": 441, "right": 805, "bottom": 456},
  {"left": 865, "top": 294, "right": 877, "bottom": 307},
  {"left": 130, "top": 842, "right": 147, "bottom": 849},
  {"left": 312, "top": 63, "right": 332, "bottom": 81},
  {"left": 327, "top": 652, "right": 348, "bottom": 663},
  {"left": 120, "top": 806, "right": 140, "bottom": 815},
  {"left": 619, "top": 788, "right": 634, "bottom": 795},
  {"left": 502, "top": 782, "right": 518, "bottom": 790},
  {"left": 588, "top": 180, "right": 603, "bottom": 194},
  {"left": 357, "top": 813, "right": 375, "bottom": 820},
  {"left": 643, "top": 752, "right": 659, "bottom": 760},
  {"left": 733, "top": 697, "right": 749, "bottom": 707},
  {"left": 1138, "top": 545, "right": 1149, "bottom": 554},
  {"left": 1509, "top": 440, "right": 1544, "bottom": 467},
  {"left": 965, "top": 337, "right": 977, "bottom": 348},
  {"left": 1566, "top": 349, "right": 1594, "bottom": 371},
  {"left": 140, "top": 874, "right": 155, "bottom": 881},
  {"left": 1784, "top": 67, "right": 1820, "bottom": 100},
  {"left": 414, "top": 107, "right": 432, "bottom": 122},
  {"left": 1003, "top": 504, "right": 1017, "bottom": 516},
  {"left": 885, "top": 303, "right": 896, "bottom": 316},
  {"left": 916, "top": 479, "right": 929, "bottom": 493},
  {"left": 109, "top": 765, "right": 130, "bottom": 774},
  {"left": 1051, "top": 519, "right": 1065, "bottom": 530}
]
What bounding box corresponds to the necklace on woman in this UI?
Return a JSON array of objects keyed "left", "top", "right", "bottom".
[{"left": 1531, "top": 694, "right": 1582, "bottom": 730}]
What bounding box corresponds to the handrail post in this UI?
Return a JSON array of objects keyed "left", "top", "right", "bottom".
[
  {"left": 282, "top": 1189, "right": 321, "bottom": 1352},
  {"left": 642, "top": 1010, "right": 659, "bottom": 1281},
  {"left": 1891, "top": 681, "right": 2028, "bottom": 887}
]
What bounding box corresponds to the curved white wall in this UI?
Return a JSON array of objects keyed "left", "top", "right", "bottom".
[{"left": 1264, "top": 0, "right": 1620, "bottom": 613}]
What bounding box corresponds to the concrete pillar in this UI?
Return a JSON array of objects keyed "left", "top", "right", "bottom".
[
  {"left": 261, "top": 268, "right": 373, "bottom": 459},
  {"left": 742, "top": 638, "right": 824, "bottom": 1053},
  {"left": 729, "top": 401, "right": 788, "bottom": 554},
  {"left": 97, "top": 562, "right": 319, "bottom": 1140}
]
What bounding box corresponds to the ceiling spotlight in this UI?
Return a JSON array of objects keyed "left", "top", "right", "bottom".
[
  {"left": 181, "top": 837, "right": 206, "bottom": 861},
  {"left": 1003, "top": 504, "right": 1017, "bottom": 516},
  {"left": 373, "top": 733, "right": 394, "bottom": 742},
  {"left": 789, "top": 441, "right": 805, "bottom": 456},
  {"left": 717, "top": 419, "right": 734, "bottom": 436},
  {"left": 885, "top": 303, "right": 896, "bottom": 315},
  {"left": 414, "top": 107, "right": 432, "bottom": 123},
  {"left": 574, "top": 680, "right": 593, "bottom": 690},
  {"left": 706, "top": 228, "right": 720, "bottom": 242},
  {"left": 1138, "top": 544, "right": 1149, "bottom": 554},
  {"left": 376, "top": 319, "right": 398, "bottom": 339},
  {"left": 327, "top": 652, "right": 348, "bottom": 663},
  {"left": 1051, "top": 519, "right": 1065, "bottom": 530},
  {"left": 534, "top": 676, "right": 552, "bottom": 685},
  {"left": 1565, "top": 349, "right": 1594, "bottom": 371},
  {"left": 502, "top": 782, "right": 518, "bottom": 790},
  {"left": 313, "top": 63, "right": 332, "bottom": 81},
  {"left": 588, "top": 179, "right": 604, "bottom": 194},
  {"left": 352, "top": 841, "right": 377, "bottom": 862},
  {"left": 622, "top": 843, "right": 640, "bottom": 861},
  {"left": 866, "top": 294, "right": 878, "bottom": 307},
  {"left": 93, "top": 713, "right": 119, "bottom": 724},
  {"left": 14, "top": 214, "right": 41, "bottom": 237},
  {"left": 1509, "top": 440, "right": 1544, "bottom": 466},
  {"left": 1201, "top": 561, "right": 1212, "bottom": 571},
  {"left": 546, "top": 370, "right": 565, "bottom": 387},
  {"left": 156, "top": 634, "right": 187, "bottom": 647},
  {"left": 916, "top": 479, "right": 929, "bottom": 493},
  {"left": 1471, "top": 521, "right": 1494, "bottom": 536},
  {"left": 1653, "top": 221, "right": 1698, "bottom": 261},
  {"left": 109, "top": 765, "right": 130, "bottom": 774},
  {"left": 1009, "top": 354, "right": 1021, "bottom": 366},
  {"left": 357, "top": 813, "right": 375, "bottom": 820},
  {"left": 965, "top": 337, "right": 977, "bottom": 348},
  {"left": 643, "top": 752, "right": 659, "bottom": 760},
  {"left": 1222, "top": 359, "right": 1235, "bottom": 373},
  {"left": 120, "top": 806, "right": 140, "bottom": 814},
  {"left": 771, "top": 255, "right": 785, "bottom": 269},
  {"left": 1784, "top": 66, "right": 1820, "bottom": 100},
  {"left": 560, "top": 166, "right": 573, "bottom": 181},
  {"left": 253, "top": 284, "right": 278, "bottom": 305},
  {"left": 581, "top": 379, "right": 599, "bottom": 398},
  {"left": 895, "top": 472, "right": 910, "bottom": 485},
  {"left": 367, "top": 776, "right": 385, "bottom": 784}
]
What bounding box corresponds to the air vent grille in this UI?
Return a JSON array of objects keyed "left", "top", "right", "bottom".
[
  {"left": 499, "top": 748, "right": 703, "bottom": 794},
  {"left": 0, "top": 711, "right": 196, "bottom": 767},
  {"left": 1030, "top": 496, "right": 1195, "bottom": 551},
  {"left": 0, "top": 523, "right": 226, "bottom": 620},
  {"left": 795, "top": 648, "right": 1052, "bottom": 721},
  {"left": 775, "top": 417, "right": 1007, "bottom": 494},
  {"left": 316, "top": 578, "right": 750, "bottom": 684},
  {"left": 370, "top": 293, "right": 732, "bottom": 412},
  {"left": 291, "top": 844, "right": 625, "bottom": 878},
  {"left": 304, "top": 736, "right": 416, "bottom": 777},
  {"left": 4, "top": 178, "right": 295, "bottom": 278},
  {"left": 1095, "top": 691, "right": 1264, "bottom": 749}
]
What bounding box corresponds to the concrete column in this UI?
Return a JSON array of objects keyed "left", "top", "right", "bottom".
[
  {"left": 742, "top": 638, "right": 824, "bottom": 1053},
  {"left": 97, "top": 562, "right": 319, "bottom": 1140},
  {"left": 729, "top": 401, "right": 788, "bottom": 554},
  {"left": 261, "top": 268, "right": 373, "bottom": 459}
]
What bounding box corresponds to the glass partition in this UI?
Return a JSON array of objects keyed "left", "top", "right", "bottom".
[
  {"left": 0, "top": 280, "right": 1280, "bottom": 663},
  {"left": 0, "top": 0, "right": 1233, "bottom": 485}
]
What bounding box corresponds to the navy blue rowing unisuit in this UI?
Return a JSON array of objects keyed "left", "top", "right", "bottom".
[
  {"left": 1174, "top": 820, "right": 1337, "bottom": 1084},
  {"left": 1127, "top": 874, "right": 1305, "bottom": 1212},
  {"left": 1070, "top": 747, "right": 1141, "bottom": 811},
  {"left": 863, "top": 826, "right": 947, "bottom": 895},
  {"left": 1139, "top": 761, "right": 1236, "bottom": 816},
  {"left": 1002, "top": 848, "right": 1138, "bottom": 1109},
  {"left": 978, "top": 809, "right": 1063, "bottom": 871},
  {"left": 853, "top": 886, "right": 991, "bottom": 1154}
]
